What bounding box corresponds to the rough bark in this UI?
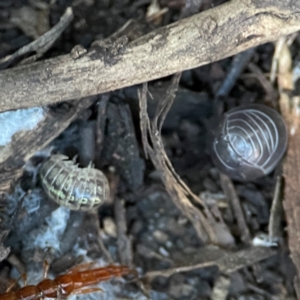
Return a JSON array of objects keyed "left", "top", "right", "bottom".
[
  {"left": 0, "top": 0, "right": 299, "bottom": 112},
  {"left": 283, "top": 104, "right": 300, "bottom": 299}
]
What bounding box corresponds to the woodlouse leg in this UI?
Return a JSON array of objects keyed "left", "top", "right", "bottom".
[
  {"left": 6, "top": 280, "right": 16, "bottom": 292},
  {"left": 22, "top": 274, "right": 27, "bottom": 287},
  {"left": 6, "top": 273, "right": 27, "bottom": 292},
  {"left": 67, "top": 262, "right": 96, "bottom": 274},
  {"left": 87, "top": 161, "right": 94, "bottom": 168},
  {"left": 43, "top": 261, "right": 50, "bottom": 279},
  {"left": 71, "top": 287, "right": 103, "bottom": 295},
  {"left": 72, "top": 155, "right": 78, "bottom": 164}
]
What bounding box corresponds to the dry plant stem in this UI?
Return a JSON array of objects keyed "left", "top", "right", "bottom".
[
  {"left": 96, "top": 236, "right": 113, "bottom": 265},
  {"left": 5, "top": 190, "right": 26, "bottom": 228},
  {"left": 114, "top": 198, "right": 133, "bottom": 267},
  {"left": 270, "top": 36, "right": 288, "bottom": 85},
  {"left": 270, "top": 34, "right": 296, "bottom": 87},
  {"left": 247, "top": 62, "right": 277, "bottom": 108},
  {"left": 136, "top": 244, "right": 173, "bottom": 264},
  {"left": 0, "top": 7, "right": 73, "bottom": 69},
  {"left": 6, "top": 253, "right": 26, "bottom": 275},
  {"left": 268, "top": 175, "right": 283, "bottom": 241},
  {"left": 58, "top": 212, "right": 84, "bottom": 256},
  {"left": 216, "top": 48, "right": 255, "bottom": 98},
  {"left": 220, "top": 174, "right": 251, "bottom": 245},
  {"left": 246, "top": 283, "right": 272, "bottom": 297},
  {"left": 0, "top": 1, "right": 300, "bottom": 111},
  {"left": 95, "top": 94, "right": 109, "bottom": 166},
  {"left": 0, "top": 231, "right": 9, "bottom": 263},
  {"left": 81, "top": 211, "right": 113, "bottom": 264},
  {"left": 79, "top": 122, "right": 96, "bottom": 166},
  {"left": 88, "top": 211, "right": 113, "bottom": 264},
  {"left": 142, "top": 246, "right": 276, "bottom": 283},
  {"left": 277, "top": 37, "right": 300, "bottom": 298},
  {"left": 139, "top": 80, "right": 219, "bottom": 244},
  {"left": 282, "top": 109, "right": 300, "bottom": 298}
]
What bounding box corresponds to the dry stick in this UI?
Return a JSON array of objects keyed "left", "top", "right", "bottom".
[
  {"left": 0, "top": 231, "right": 10, "bottom": 263},
  {"left": 282, "top": 110, "right": 300, "bottom": 299},
  {"left": 95, "top": 94, "right": 109, "bottom": 167},
  {"left": 151, "top": 74, "right": 205, "bottom": 205},
  {"left": 268, "top": 175, "right": 283, "bottom": 242},
  {"left": 220, "top": 174, "right": 251, "bottom": 245},
  {"left": 139, "top": 82, "right": 218, "bottom": 244},
  {"left": 96, "top": 235, "right": 113, "bottom": 264},
  {"left": 216, "top": 48, "right": 255, "bottom": 98},
  {"left": 6, "top": 253, "right": 26, "bottom": 276},
  {"left": 0, "top": 1, "right": 300, "bottom": 112},
  {"left": 0, "top": 7, "right": 74, "bottom": 69},
  {"left": 114, "top": 198, "right": 133, "bottom": 267},
  {"left": 247, "top": 62, "right": 277, "bottom": 108},
  {"left": 276, "top": 37, "right": 300, "bottom": 298},
  {"left": 143, "top": 246, "right": 276, "bottom": 283},
  {"left": 270, "top": 36, "right": 289, "bottom": 85},
  {"left": 92, "top": 212, "right": 113, "bottom": 264}
]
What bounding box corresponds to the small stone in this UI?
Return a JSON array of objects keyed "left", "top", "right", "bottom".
[
  {"left": 153, "top": 230, "right": 169, "bottom": 243},
  {"left": 103, "top": 217, "right": 117, "bottom": 238}
]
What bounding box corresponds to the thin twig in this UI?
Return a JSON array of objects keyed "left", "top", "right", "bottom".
[
  {"left": 0, "top": 7, "right": 73, "bottom": 69},
  {"left": 216, "top": 48, "right": 255, "bottom": 98},
  {"left": 95, "top": 94, "right": 110, "bottom": 167},
  {"left": 220, "top": 174, "right": 251, "bottom": 245},
  {"left": 247, "top": 62, "right": 277, "bottom": 108},
  {"left": 138, "top": 81, "right": 220, "bottom": 244},
  {"left": 142, "top": 246, "right": 276, "bottom": 283},
  {"left": 114, "top": 198, "right": 133, "bottom": 267},
  {"left": 268, "top": 175, "right": 283, "bottom": 242}
]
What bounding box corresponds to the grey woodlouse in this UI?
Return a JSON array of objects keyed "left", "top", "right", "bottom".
[
  {"left": 40, "top": 154, "right": 110, "bottom": 210},
  {"left": 211, "top": 104, "right": 288, "bottom": 181}
]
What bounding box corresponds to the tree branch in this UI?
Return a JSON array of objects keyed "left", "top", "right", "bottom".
[{"left": 1, "top": 0, "right": 300, "bottom": 112}]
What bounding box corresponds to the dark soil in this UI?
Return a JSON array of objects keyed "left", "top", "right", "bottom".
[{"left": 0, "top": 1, "right": 296, "bottom": 299}]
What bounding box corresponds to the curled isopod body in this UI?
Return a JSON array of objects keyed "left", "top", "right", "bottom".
[
  {"left": 40, "top": 155, "right": 109, "bottom": 210},
  {"left": 211, "top": 104, "right": 288, "bottom": 181}
]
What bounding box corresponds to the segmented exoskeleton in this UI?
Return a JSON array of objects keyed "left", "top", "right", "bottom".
[
  {"left": 211, "top": 104, "right": 287, "bottom": 181},
  {"left": 40, "top": 155, "right": 109, "bottom": 210},
  {"left": 0, "top": 264, "right": 131, "bottom": 299}
]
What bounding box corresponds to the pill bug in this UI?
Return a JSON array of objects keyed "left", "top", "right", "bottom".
[
  {"left": 40, "top": 154, "right": 109, "bottom": 210},
  {"left": 211, "top": 104, "right": 288, "bottom": 181}
]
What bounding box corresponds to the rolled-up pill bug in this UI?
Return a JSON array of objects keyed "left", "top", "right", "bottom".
[
  {"left": 40, "top": 154, "right": 110, "bottom": 210},
  {"left": 211, "top": 104, "right": 288, "bottom": 181}
]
